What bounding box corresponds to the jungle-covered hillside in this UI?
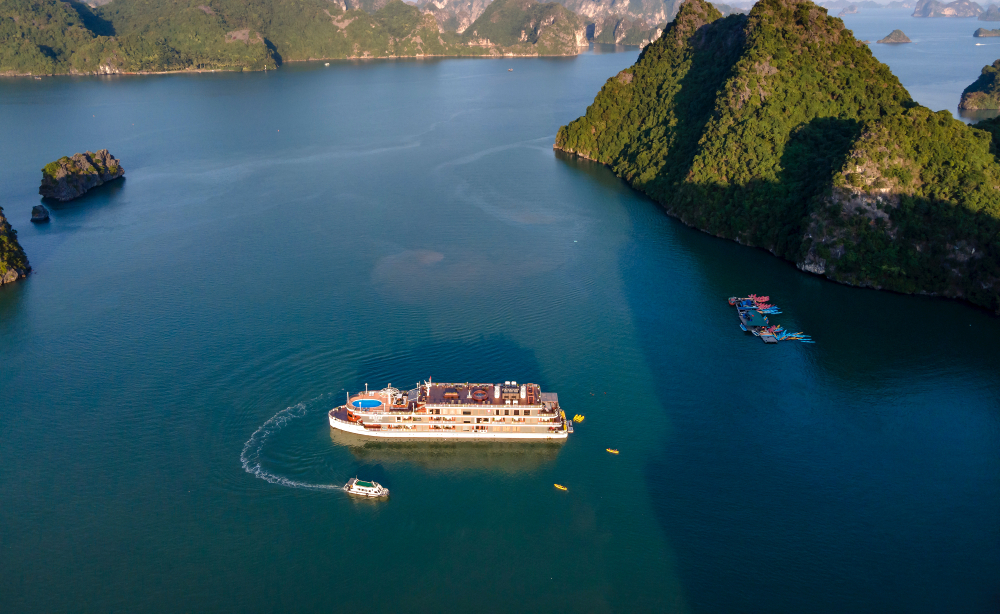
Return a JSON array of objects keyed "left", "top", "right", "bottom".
[
  {"left": 555, "top": 0, "right": 1000, "bottom": 312},
  {"left": 0, "top": 0, "right": 585, "bottom": 75}
]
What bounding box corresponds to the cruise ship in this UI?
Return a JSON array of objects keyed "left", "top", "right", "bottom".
[{"left": 328, "top": 379, "right": 570, "bottom": 439}]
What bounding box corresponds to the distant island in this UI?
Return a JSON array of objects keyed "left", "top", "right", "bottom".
[
  {"left": 0, "top": 0, "right": 591, "bottom": 76},
  {"left": 556, "top": 0, "right": 1000, "bottom": 313},
  {"left": 960, "top": 59, "right": 1000, "bottom": 108},
  {"left": 877, "top": 28, "right": 912, "bottom": 42},
  {"left": 838, "top": 4, "right": 859, "bottom": 15},
  {"left": 0, "top": 206, "right": 29, "bottom": 287},
  {"left": 974, "top": 26, "right": 1000, "bottom": 33},
  {"left": 0, "top": 0, "right": 767, "bottom": 75},
  {"left": 979, "top": 2, "right": 1000, "bottom": 18},
  {"left": 912, "top": 0, "right": 984, "bottom": 17}
]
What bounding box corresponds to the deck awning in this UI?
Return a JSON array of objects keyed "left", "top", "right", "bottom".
[{"left": 743, "top": 311, "right": 768, "bottom": 327}]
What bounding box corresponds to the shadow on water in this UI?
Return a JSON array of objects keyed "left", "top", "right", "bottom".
[
  {"left": 330, "top": 428, "right": 562, "bottom": 473},
  {"left": 41, "top": 177, "right": 127, "bottom": 213},
  {"left": 554, "top": 111, "right": 1000, "bottom": 613}
]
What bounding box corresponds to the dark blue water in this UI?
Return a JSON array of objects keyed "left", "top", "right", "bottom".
[{"left": 1, "top": 50, "right": 999, "bottom": 613}]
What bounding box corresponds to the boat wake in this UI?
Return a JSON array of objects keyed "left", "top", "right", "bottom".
[{"left": 241, "top": 398, "right": 343, "bottom": 491}]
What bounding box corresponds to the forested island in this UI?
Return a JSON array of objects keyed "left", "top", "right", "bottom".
[
  {"left": 912, "top": 0, "right": 983, "bottom": 16},
  {"left": 0, "top": 0, "right": 726, "bottom": 75},
  {"left": 960, "top": 59, "right": 1000, "bottom": 109},
  {"left": 0, "top": 0, "right": 590, "bottom": 75},
  {"left": 556, "top": 0, "right": 1000, "bottom": 313}
]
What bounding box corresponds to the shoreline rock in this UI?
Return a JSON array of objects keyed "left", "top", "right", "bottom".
[
  {"left": 31, "top": 205, "right": 50, "bottom": 223},
  {"left": 0, "top": 206, "right": 30, "bottom": 287},
  {"left": 39, "top": 150, "right": 124, "bottom": 202}
]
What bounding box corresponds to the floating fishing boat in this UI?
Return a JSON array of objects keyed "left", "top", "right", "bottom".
[
  {"left": 344, "top": 477, "right": 389, "bottom": 498},
  {"left": 729, "top": 295, "right": 813, "bottom": 344},
  {"left": 554, "top": 484, "right": 567, "bottom": 491},
  {"left": 329, "top": 379, "right": 571, "bottom": 439},
  {"left": 606, "top": 448, "right": 619, "bottom": 454}
]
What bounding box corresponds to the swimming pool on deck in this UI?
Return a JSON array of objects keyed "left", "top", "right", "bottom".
[{"left": 352, "top": 399, "right": 383, "bottom": 408}]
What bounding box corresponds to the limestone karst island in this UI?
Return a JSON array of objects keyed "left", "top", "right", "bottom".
[
  {"left": 556, "top": 0, "right": 1000, "bottom": 313},
  {"left": 0, "top": 0, "right": 683, "bottom": 75}
]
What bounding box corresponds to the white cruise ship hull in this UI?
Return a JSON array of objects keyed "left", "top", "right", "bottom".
[{"left": 329, "top": 414, "right": 569, "bottom": 440}]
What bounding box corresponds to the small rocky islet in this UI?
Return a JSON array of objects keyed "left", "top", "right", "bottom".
[
  {"left": 39, "top": 150, "right": 124, "bottom": 202},
  {"left": 1, "top": 150, "right": 124, "bottom": 288},
  {"left": 877, "top": 29, "right": 912, "bottom": 43}
]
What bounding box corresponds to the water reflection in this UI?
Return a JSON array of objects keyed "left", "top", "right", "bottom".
[
  {"left": 957, "top": 108, "right": 1000, "bottom": 123},
  {"left": 329, "top": 427, "right": 563, "bottom": 473}
]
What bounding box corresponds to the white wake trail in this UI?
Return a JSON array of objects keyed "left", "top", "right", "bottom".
[{"left": 241, "top": 400, "right": 343, "bottom": 491}]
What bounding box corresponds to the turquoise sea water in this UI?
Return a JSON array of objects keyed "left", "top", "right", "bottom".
[{"left": 1, "top": 46, "right": 999, "bottom": 613}]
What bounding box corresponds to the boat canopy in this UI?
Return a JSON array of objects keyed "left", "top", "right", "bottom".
[
  {"left": 743, "top": 311, "right": 768, "bottom": 327},
  {"left": 356, "top": 480, "right": 375, "bottom": 488}
]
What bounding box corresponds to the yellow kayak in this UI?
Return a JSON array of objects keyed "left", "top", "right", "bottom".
[
  {"left": 606, "top": 448, "right": 619, "bottom": 454},
  {"left": 554, "top": 484, "right": 568, "bottom": 491}
]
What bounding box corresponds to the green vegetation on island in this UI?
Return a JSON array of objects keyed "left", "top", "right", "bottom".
[
  {"left": 974, "top": 26, "right": 1000, "bottom": 35},
  {"left": 1, "top": 0, "right": 586, "bottom": 76},
  {"left": 960, "top": 59, "right": 1000, "bottom": 109},
  {"left": 40, "top": 150, "right": 125, "bottom": 201},
  {"left": 0, "top": 206, "right": 29, "bottom": 287},
  {"left": 877, "top": 29, "right": 911, "bottom": 43},
  {"left": 555, "top": 0, "right": 1000, "bottom": 312}
]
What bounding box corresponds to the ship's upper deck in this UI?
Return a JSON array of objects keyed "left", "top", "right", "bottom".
[{"left": 420, "top": 381, "right": 544, "bottom": 407}]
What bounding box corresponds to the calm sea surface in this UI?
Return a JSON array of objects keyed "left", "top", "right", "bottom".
[{"left": 1, "top": 42, "right": 999, "bottom": 613}]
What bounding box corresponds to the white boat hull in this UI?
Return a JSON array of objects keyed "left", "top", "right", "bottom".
[{"left": 330, "top": 414, "right": 569, "bottom": 440}]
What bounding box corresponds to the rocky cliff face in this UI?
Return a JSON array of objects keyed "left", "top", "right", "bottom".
[
  {"left": 912, "top": 0, "right": 983, "bottom": 17},
  {"left": 420, "top": 0, "right": 493, "bottom": 32},
  {"left": 979, "top": 3, "right": 1000, "bottom": 18},
  {"left": 463, "top": 0, "right": 588, "bottom": 54},
  {"left": 0, "top": 206, "right": 30, "bottom": 287},
  {"left": 39, "top": 150, "right": 124, "bottom": 202}
]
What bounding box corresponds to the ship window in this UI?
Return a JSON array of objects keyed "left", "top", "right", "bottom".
[
  {"left": 524, "top": 410, "right": 530, "bottom": 416},
  {"left": 513, "top": 410, "right": 519, "bottom": 415},
  {"left": 495, "top": 409, "right": 499, "bottom": 415},
  {"left": 462, "top": 410, "right": 471, "bottom": 416},
  {"left": 504, "top": 410, "right": 509, "bottom": 416}
]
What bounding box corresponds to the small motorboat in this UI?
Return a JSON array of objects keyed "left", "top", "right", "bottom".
[
  {"left": 606, "top": 448, "right": 619, "bottom": 454},
  {"left": 344, "top": 477, "right": 389, "bottom": 498},
  {"left": 554, "top": 484, "right": 568, "bottom": 491},
  {"left": 508, "top": 68, "right": 513, "bottom": 71}
]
